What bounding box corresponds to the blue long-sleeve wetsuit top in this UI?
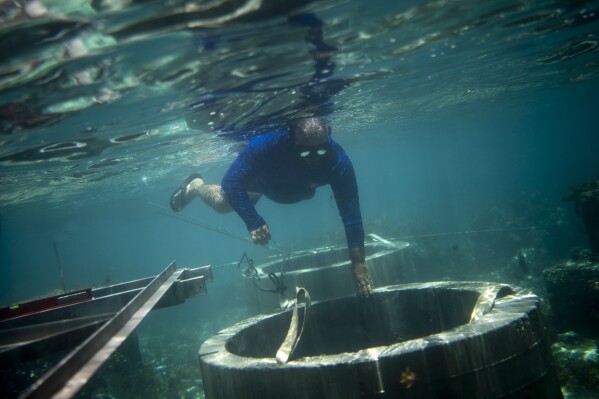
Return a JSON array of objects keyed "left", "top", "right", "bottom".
[{"left": 221, "top": 128, "right": 364, "bottom": 249}]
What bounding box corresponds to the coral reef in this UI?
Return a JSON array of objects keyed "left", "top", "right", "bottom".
[
  {"left": 552, "top": 332, "right": 599, "bottom": 398},
  {"left": 543, "top": 260, "right": 599, "bottom": 335}
]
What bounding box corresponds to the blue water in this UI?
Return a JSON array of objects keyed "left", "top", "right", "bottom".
[
  {"left": 3, "top": 80, "right": 596, "bottom": 301},
  {"left": 1, "top": 0, "right": 598, "bottom": 397}
]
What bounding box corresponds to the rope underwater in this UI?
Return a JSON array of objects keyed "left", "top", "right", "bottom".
[
  {"left": 390, "top": 226, "right": 543, "bottom": 240},
  {"left": 238, "top": 252, "right": 287, "bottom": 295},
  {"left": 150, "top": 202, "right": 291, "bottom": 305},
  {"left": 147, "top": 202, "right": 290, "bottom": 255}
]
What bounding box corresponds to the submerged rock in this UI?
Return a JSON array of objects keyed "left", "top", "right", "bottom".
[
  {"left": 563, "top": 178, "right": 599, "bottom": 262},
  {"left": 543, "top": 260, "right": 599, "bottom": 334},
  {"left": 552, "top": 332, "right": 599, "bottom": 398}
]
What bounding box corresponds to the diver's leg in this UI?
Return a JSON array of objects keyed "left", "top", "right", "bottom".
[
  {"left": 187, "top": 180, "right": 231, "bottom": 213},
  {"left": 186, "top": 178, "right": 261, "bottom": 214}
]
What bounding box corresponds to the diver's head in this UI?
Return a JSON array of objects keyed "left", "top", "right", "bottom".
[
  {"left": 292, "top": 117, "right": 330, "bottom": 163},
  {"left": 292, "top": 117, "right": 329, "bottom": 145}
]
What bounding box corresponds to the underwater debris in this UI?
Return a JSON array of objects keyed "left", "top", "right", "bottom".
[
  {"left": 516, "top": 249, "right": 530, "bottom": 274},
  {"left": 506, "top": 248, "right": 538, "bottom": 280},
  {"left": 400, "top": 366, "right": 416, "bottom": 389}
]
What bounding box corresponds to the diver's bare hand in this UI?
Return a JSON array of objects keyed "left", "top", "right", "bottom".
[
  {"left": 352, "top": 261, "right": 373, "bottom": 297},
  {"left": 250, "top": 224, "right": 271, "bottom": 245}
]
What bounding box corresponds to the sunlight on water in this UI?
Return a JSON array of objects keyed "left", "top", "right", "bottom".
[{"left": 1, "top": 0, "right": 598, "bottom": 206}]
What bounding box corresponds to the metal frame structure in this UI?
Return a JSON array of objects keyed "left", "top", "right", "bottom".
[{"left": 0, "top": 261, "right": 213, "bottom": 399}]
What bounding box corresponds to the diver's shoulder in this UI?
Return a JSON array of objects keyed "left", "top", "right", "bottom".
[
  {"left": 244, "top": 128, "right": 289, "bottom": 158},
  {"left": 327, "top": 141, "right": 354, "bottom": 175},
  {"left": 330, "top": 140, "right": 350, "bottom": 159},
  {"left": 249, "top": 127, "right": 289, "bottom": 146}
]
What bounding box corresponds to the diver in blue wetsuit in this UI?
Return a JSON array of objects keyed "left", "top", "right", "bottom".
[{"left": 170, "top": 117, "right": 373, "bottom": 296}]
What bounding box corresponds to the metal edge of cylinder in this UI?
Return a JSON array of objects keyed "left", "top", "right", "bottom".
[
  {"left": 254, "top": 241, "right": 407, "bottom": 278},
  {"left": 199, "top": 282, "right": 540, "bottom": 371},
  {"left": 198, "top": 282, "right": 560, "bottom": 398}
]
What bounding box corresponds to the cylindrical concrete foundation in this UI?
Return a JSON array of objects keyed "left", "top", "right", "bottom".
[
  {"left": 199, "top": 282, "right": 562, "bottom": 399},
  {"left": 242, "top": 240, "right": 413, "bottom": 313}
]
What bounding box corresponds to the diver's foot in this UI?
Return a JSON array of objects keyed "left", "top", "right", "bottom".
[{"left": 170, "top": 173, "right": 203, "bottom": 212}]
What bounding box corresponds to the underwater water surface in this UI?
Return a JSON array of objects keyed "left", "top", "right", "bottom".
[{"left": 1, "top": 0, "right": 599, "bottom": 398}]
